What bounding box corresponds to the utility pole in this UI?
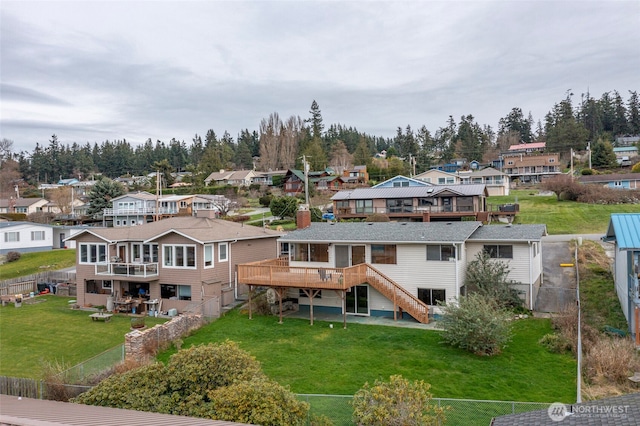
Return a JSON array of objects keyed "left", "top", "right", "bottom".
[
  {"left": 587, "top": 142, "right": 592, "bottom": 170},
  {"left": 303, "top": 155, "right": 310, "bottom": 206},
  {"left": 570, "top": 148, "right": 574, "bottom": 179}
]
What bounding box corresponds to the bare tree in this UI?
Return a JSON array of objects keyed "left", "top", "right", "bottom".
[
  {"left": 0, "top": 138, "right": 13, "bottom": 161},
  {"left": 49, "top": 186, "right": 73, "bottom": 215},
  {"left": 258, "top": 112, "right": 282, "bottom": 171},
  {"left": 329, "top": 140, "right": 353, "bottom": 175},
  {"left": 280, "top": 115, "right": 304, "bottom": 170}
]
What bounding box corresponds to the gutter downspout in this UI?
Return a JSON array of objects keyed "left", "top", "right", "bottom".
[
  {"left": 229, "top": 240, "right": 238, "bottom": 300},
  {"left": 528, "top": 240, "right": 533, "bottom": 310},
  {"left": 455, "top": 243, "right": 460, "bottom": 299}
]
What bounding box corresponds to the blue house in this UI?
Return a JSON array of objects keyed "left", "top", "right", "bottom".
[
  {"left": 604, "top": 213, "right": 640, "bottom": 339},
  {"left": 578, "top": 173, "right": 640, "bottom": 189},
  {"left": 372, "top": 175, "right": 431, "bottom": 188}
]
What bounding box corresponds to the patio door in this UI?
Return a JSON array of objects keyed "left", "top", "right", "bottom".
[
  {"left": 346, "top": 285, "right": 369, "bottom": 315},
  {"left": 335, "top": 245, "right": 366, "bottom": 268}
]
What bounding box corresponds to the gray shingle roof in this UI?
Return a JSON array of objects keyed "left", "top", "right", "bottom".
[
  {"left": 331, "top": 184, "right": 487, "bottom": 201},
  {"left": 469, "top": 224, "right": 547, "bottom": 241},
  {"left": 491, "top": 392, "right": 640, "bottom": 426},
  {"left": 280, "top": 221, "right": 483, "bottom": 243}
]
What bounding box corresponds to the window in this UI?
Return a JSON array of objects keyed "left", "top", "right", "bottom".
[
  {"left": 371, "top": 245, "right": 396, "bottom": 264},
  {"left": 218, "top": 242, "right": 228, "bottom": 262},
  {"left": 5, "top": 232, "right": 20, "bottom": 242},
  {"left": 79, "top": 243, "right": 107, "bottom": 264},
  {"left": 280, "top": 242, "right": 290, "bottom": 256},
  {"left": 163, "top": 244, "right": 196, "bottom": 268},
  {"left": 438, "top": 177, "right": 445, "bottom": 184},
  {"left": 102, "top": 280, "right": 112, "bottom": 290},
  {"left": 204, "top": 244, "right": 214, "bottom": 267},
  {"left": 418, "top": 288, "right": 446, "bottom": 305},
  {"left": 16, "top": 207, "right": 27, "bottom": 213},
  {"left": 426, "top": 245, "right": 456, "bottom": 261},
  {"left": 160, "top": 284, "right": 192, "bottom": 300},
  {"left": 393, "top": 181, "right": 409, "bottom": 187},
  {"left": 386, "top": 198, "right": 412, "bottom": 213},
  {"left": 484, "top": 245, "right": 513, "bottom": 259},
  {"left": 31, "top": 231, "right": 46, "bottom": 241},
  {"left": 355, "top": 199, "right": 373, "bottom": 214},
  {"left": 86, "top": 280, "right": 112, "bottom": 294},
  {"left": 293, "top": 243, "right": 329, "bottom": 262},
  {"left": 548, "top": 158, "right": 555, "bottom": 163}
]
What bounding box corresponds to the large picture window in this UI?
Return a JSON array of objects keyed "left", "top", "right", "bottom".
[
  {"left": 355, "top": 199, "right": 373, "bottom": 214},
  {"left": 80, "top": 243, "right": 107, "bottom": 264},
  {"left": 371, "top": 245, "right": 396, "bottom": 264},
  {"left": 426, "top": 245, "right": 456, "bottom": 261},
  {"left": 418, "top": 288, "right": 446, "bottom": 305},
  {"left": 4, "top": 232, "right": 19, "bottom": 242},
  {"left": 163, "top": 244, "right": 196, "bottom": 268},
  {"left": 484, "top": 245, "right": 513, "bottom": 259},
  {"left": 293, "top": 243, "right": 329, "bottom": 262},
  {"left": 160, "top": 284, "right": 192, "bottom": 300},
  {"left": 31, "top": 231, "right": 45, "bottom": 241}
]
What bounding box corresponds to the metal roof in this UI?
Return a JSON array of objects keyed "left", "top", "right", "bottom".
[
  {"left": 280, "top": 221, "right": 483, "bottom": 243},
  {"left": 605, "top": 213, "right": 640, "bottom": 250},
  {"left": 0, "top": 395, "right": 251, "bottom": 426},
  {"left": 331, "top": 184, "right": 487, "bottom": 201}
]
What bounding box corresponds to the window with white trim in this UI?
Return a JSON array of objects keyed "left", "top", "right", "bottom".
[
  {"left": 417, "top": 288, "right": 446, "bottom": 305},
  {"left": 5, "top": 232, "right": 20, "bottom": 242},
  {"left": 160, "top": 284, "right": 192, "bottom": 300},
  {"left": 31, "top": 231, "right": 46, "bottom": 241},
  {"left": 426, "top": 245, "right": 456, "bottom": 261},
  {"left": 204, "top": 244, "right": 214, "bottom": 268},
  {"left": 163, "top": 244, "right": 196, "bottom": 268},
  {"left": 484, "top": 244, "right": 513, "bottom": 259},
  {"left": 79, "top": 243, "right": 107, "bottom": 264},
  {"left": 218, "top": 242, "right": 228, "bottom": 262}
]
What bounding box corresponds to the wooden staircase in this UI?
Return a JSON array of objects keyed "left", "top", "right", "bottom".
[{"left": 357, "top": 264, "right": 430, "bottom": 324}]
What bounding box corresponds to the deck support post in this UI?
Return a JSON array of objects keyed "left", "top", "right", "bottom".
[
  {"left": 277, "top": 287, "right": 284, "bottom": 324},
  {"left": 248, "top": 285, "right": 253, "bottom": 320},
  {"left": 343, "top": 290, "right": 347, "bottom": 329},
  {"left": 301, "top": 288, "right": 320, "bottom": 326}
]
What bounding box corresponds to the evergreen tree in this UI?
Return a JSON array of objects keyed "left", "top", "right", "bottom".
[
  {"left": 591, "top": 138, "right": 618, "bottom": 168},
  {"left": 307, "top": 100, "right": 324, "bottom": 140},
  {"left": 87, "top": 179, "right": 125, "bottom": 217},
  {"left": 627, "top": 91, "right": 640, "bottom": 135}
]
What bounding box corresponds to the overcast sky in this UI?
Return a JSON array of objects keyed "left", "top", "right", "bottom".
[{"left": 1, "top": 0, "right": 638, "bottom": 153}]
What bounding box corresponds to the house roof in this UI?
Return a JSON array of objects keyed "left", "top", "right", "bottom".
[
  {"left": 605, "top": 213, "right": 640, "bottom": 249},
  {"left": 469, "top": 224, "right": 547, "bottom": 241},
  {"left": 331, "top": 184, "right": 488, "bottom": 201},
  {"left": 111, "top": 191, "right": 157, "bottom": 202},
  {"left": 0, "top": 221, "right": 53, "bottom": 229},
  {"left": 468, "top": 167, "right": 507, "bottom": 177},
  {"left": 508, "top": 142, "right": 546, "bottom": 151},
  {"left": 491, "top": 392, "right": 640, "bottom": 425},
  {"left": 0, "top": 198, "right": 47, "bottom": 208},
  {"left": 67, "top": 216, "right": 282, "bottom": 244},
  {"left": 280, "top": 221, "right": 483, "bottom": 244},
  {"left": 578, "top": 173, "right": 640, "bottom": 184},
  {"left": 0, "top": 395, "right": 251, "bottom": 426}
]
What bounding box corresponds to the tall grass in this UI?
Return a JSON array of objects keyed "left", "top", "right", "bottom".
[{"left": 0, "top": 249, "right": 76, "bottom": 280}]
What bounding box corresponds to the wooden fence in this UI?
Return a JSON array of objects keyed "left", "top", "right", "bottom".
[
  {"left": 0, "top": 271, "right": 76, "bottom": 297},
  {"left": 0, "top": 376, "right": 92, "bottom": 400}
]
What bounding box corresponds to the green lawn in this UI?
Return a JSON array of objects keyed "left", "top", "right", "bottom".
[
  {"left": 158, "top": 310, "right": 576, "bottom": 403},
  {"left": 489, "top": 190, "right": 638, "bottom": 234},
  {"left": 0, "top": 249, "right": 77, "bottom": 280},
  {"left": 0, "top": 295, "right": 166, "bottom": 378}
]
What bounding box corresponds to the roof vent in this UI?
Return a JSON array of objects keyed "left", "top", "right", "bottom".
[
  {"left": 368, "top": 222, "right": 374, "bottom": 225},
  {"left": 446, "top": 222, "right": 452, "bottom": 225},
  {"left": 401, "top": 222, "right": 407, "bottom": 225}
]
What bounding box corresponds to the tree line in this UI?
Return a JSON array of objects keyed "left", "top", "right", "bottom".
[{"left": 1, "top": 90, "right": 638, "bottom": 191}]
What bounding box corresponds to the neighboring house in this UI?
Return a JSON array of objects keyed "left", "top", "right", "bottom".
[
  {"left": 578, "top": 173, "right": 640, "bottom": 189},
  {"left": 613, "top": 146, "right": 638, "bottom": 166},
  {"left": 52, "top": 225, "right": 86, "bottom": 249},
  {"left": 502, "top": 153, "right": 561, "bottom": 183},
  {"left": 66, "top": 215, "right": 282, "bottom": 315},
  {"left": 458, "top": 167, "right": 510, "bottom": 196},
  {"left": 252, "top": 170, "right": 287, "bottom": 186},
  {"left": 414, "top": 170, "right": 460, "bottom": 185},
  {"left": 342, "top": 165, "right": 369, "bottom": 184},
  {"left": 331, "top": 184, "right": 498, "bottom": 222},
  {"left": 204, "top": 170, "right": 257, "bottom": 187},
  {"left": 0, "top": 198, "right": 49, "bottom": 215},
  {"left": 603, "top": 213, "right": 640, "bottom": 338},
  {"left": 282, "top": 169, "right": 333, "bottom": 196},
  {"left": 57, "top": 178, "right": 79, "bottom": 186},
  {"left": 615, "top": 135, "right": 640, "bottom": 147},
  {"left": 373, "top": 175, "right": 431, "bottom": 188},
  {"left": 507, "top": 142, "right": 546, "bottom": 154},
  {"left": 238, "top": 214, "right": 546, "bottom": 325},
  {"left": 0, "top": 222, "right": 54, "bottom": 254}
]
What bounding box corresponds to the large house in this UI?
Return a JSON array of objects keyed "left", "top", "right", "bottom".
[
  {"left": 66, "top": 215, "right": 282, "bottom": 316},
  {"left": 204, "top": 170, "right": 257, "bottom": 187},
  {"left": 0, "top": 198, "right": 49, "bottom": 215},
  {"left": 604, "top": 213, "right": 640, "bottom": 340},
  {"left": 415, "top": 168, "right": 510, "bottom": 196},
  {"left": 238, "top": 211, "right": 546, "bottom": 324},
  {"left": 502, "top": 153, "right": 561, "bottom": 183},
  {"left": 330, "top": 183, "right": 504, "bottom": 222}
]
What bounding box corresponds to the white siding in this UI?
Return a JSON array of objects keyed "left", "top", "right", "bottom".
[
  {"left": 466, "top": 242, "right": 536, "bottom": 285},
  {"left": 614, "top": 246, "right": 630, "bottom": 329},
  {"left": 0, "top": 224, "right": 53, "bottom": 254}
]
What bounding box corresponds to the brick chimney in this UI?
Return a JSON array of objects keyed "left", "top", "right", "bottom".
[{"left": 296, "top": 204, "right": 311, "bottom": 229}]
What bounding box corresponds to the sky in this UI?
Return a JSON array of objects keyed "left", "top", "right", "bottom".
[{"left": 1, "top": 0, "right": 639, "bottom": 153}]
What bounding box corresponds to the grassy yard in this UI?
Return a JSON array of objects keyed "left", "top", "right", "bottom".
[
  {"left": 0, "top": 249, "right": 76, "bottom": 280},
  {"left": 158, "top": 310, "right": 577, "bottom": 403},
  {"left": 0, "top": 295, "right": 166, "bottom": 378},
  {"left": 489, "top": 190, "right": 638, "bottom": 234}
]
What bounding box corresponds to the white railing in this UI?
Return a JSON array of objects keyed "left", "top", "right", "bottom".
[
  {"left": 102, "top": 207, "right": 177, "bottom": 216},
  {"left": 95, "top": 262, "right": 159, "bottom": 277}
]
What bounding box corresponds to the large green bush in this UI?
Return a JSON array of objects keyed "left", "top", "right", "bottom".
[
  {"left": 73, "top": 341, "right": 308, "bottom": 425},
  {"left": 351, "top": 375, "right": 446, "bottom": 426},
  {"left": 465, "top": 251, "right": 523, "bottom": 309},
  {"left": 440, "top": 294, "right": 512, "bottom": 356}
]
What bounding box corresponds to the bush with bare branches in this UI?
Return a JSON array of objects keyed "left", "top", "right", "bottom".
[{"left": 584, "top": 336, "right": 640, "bottom": 385}]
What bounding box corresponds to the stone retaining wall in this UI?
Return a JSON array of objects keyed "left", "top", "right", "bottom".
[{"left": 124, "top": 314, "right": 205, "bottom": 363}]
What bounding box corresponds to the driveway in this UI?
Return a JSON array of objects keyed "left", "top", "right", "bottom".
[{"left": 536, "top": 239, "right": 577, "bottom": 313}]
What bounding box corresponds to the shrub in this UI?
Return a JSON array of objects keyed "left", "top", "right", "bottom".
[
  {"left": 538, "top": 333, "right": 572, "bottom": 354},
  {"left": 580, "top": 168, "right": 594, "bottom": 175},
  {"left": 210, "top": 377, "right": 309, "bottom": 426},
  {"left": 6, "top": 251, "right": 21, "bottom": 262},
  {"left": 465, "top": 250, "right": 523, "bottom": 309},
  {"left": 351, "top": 375, "right": 447, "bottom": 426},
  {"left": 584, "top": 336, "right": 640, "bottom": 385},
  {"left": 439, "top": 294, "right": 512, "bottom": 356},
  {"left": 632, "top": 161, "right": 640, "bottom": 173},
  {"left": 259, "top": 194, "right": 273, "bottom": 207},
  {"left": 224, "top": 215, "right": 250, "bottom": 223},
  {"left": 365, "top": 213, "right": 390, "bottom": 222}
]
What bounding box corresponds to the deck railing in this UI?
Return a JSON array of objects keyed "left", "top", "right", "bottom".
[{"left": 95, "top": 262, "right": 159, "bottom": 278}]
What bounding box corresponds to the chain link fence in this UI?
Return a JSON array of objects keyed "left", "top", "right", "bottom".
[
  {"left": 296, "top": 394, "right": 551, "bottom": 425},
  {"left": 58, "top": 344, "right": 125, "bottom": 384}
]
